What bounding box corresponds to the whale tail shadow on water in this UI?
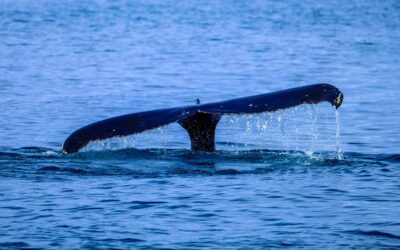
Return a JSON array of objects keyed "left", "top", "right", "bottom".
[{"left": 62, "top": 84, "right": 343, "bottom": 154}]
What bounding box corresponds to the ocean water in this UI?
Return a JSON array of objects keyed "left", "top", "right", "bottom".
[{"left": 1, "top": 0, "right": 400, "bottom": 249}]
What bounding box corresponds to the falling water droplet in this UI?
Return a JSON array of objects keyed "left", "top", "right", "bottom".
[
  {"left": 277, "top": 114, "right": 282, "bottom": 122},
  {"left": 308, "top": 104, "right": 319, "bottom": 156},
  {"left": 335, "top": 109, "right": 342, "bottom": 160}
]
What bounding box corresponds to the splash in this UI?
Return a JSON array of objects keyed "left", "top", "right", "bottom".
[
  {"left": 80, "top": 123, "right": 190, "bottom": 153},
  {"left": 220, "top": 104, "right": 341, "bottom": 157},
  {"left": 335, "top": 109, "right": 343, "bottom": 160},
  {"left": 80, "top": 136, "right": 135, "bottom": 152},
  {"left": 78, "top": 103, "right": 342, "bottom": 156},
  {"left": 308, "top": 104, "right": 319, "bottom": 157}
]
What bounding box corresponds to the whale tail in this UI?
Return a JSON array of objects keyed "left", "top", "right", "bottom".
[{"left": 62, "top": 84, "right": 343, "bottom": 154}]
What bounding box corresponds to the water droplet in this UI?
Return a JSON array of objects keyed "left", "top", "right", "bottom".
[{"left": 335, "top": 109, "right": 342, "bottom": 160}]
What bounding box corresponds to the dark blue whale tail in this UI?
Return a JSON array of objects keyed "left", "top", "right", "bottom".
[{"left": 62, "top": 84, "right": 343, "bottom": 154}]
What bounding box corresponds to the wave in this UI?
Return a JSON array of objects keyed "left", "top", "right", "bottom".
[
  {"left": 344, "top": 230, "right": 400, "bottom": 240},
  {"left": 0, "top": 147, "right": 398, "bottom": 178}
]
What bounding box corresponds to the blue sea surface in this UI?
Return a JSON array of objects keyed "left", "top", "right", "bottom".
[{"left": 1, "top": 0, "right": 400, "bottom": 249}]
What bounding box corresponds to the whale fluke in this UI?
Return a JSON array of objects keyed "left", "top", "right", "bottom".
[{"left": 62, "top": 84, "right": 343, "bottom": 154}]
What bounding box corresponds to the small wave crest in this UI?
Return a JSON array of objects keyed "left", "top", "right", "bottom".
[{"left": 344, "top": 230, "right": 400, "bottom": 240}]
